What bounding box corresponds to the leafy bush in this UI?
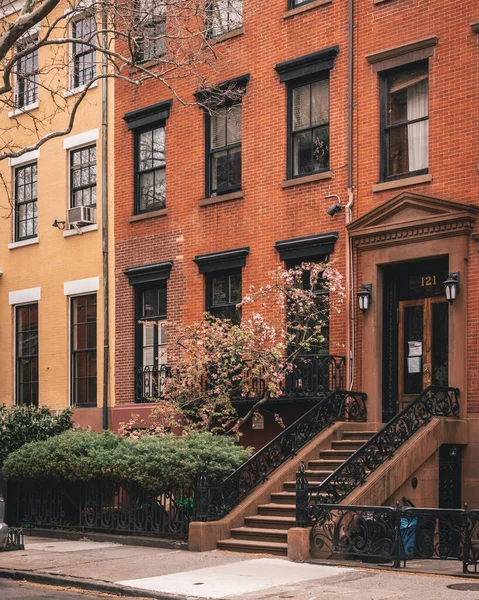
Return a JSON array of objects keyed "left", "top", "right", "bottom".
[
  {"left": 0, "top": 405, "right": 73, "bottom": 468},
  {"left": 3, "top": 430, "right": 252, "bottom": 489}
]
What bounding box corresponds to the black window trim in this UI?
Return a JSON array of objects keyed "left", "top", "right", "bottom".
[
  {"left": 71, "top": 13, "right": 97, "bottom": 89},
  {"left": 194, "top": 246, "right": 249, "bottom": 274},
  {"left": 69, "top": 144, "right": 97, "bottom": 211},
  {"left": 287, "top": 74, "right": 330, "bottom": 180},
  {"left": 134, "top": 283, "right": 167, "bottom": 374},
  {"left": 134, "top": 124, "right": 167, "bottom": 214},
  {"left": 288, "top": 0, "right": 319, "bottom": 10},
  {"left": 15, "top": 302, "right": 39, "bottom": 407},
  {"left": 274, "top": 232, "right": 338, "bottom": 262},
  {"left": 15, "top": 39, "right": 38, "bottom": 109},
  {"left": 123, "top": 100, "right": 173, "bottom": 216},
  {"left": 70, "top": 294, "right": 97, "bottom": 408},
  {"left": 205, "top": 268, "right": 242, "bottom": 322},
  {"left": 379, "top": 59, "right": 429, "bottom": 183},
  {"left": 275, "top": 46, "right": 339, "bottom": 181},
  {"left": 14, "top": 161, "right": 38, "bottom": 242}
]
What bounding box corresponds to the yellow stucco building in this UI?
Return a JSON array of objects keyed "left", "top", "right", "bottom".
[{"left": 0, "top": 0, "right": 115, "bottom": 429}]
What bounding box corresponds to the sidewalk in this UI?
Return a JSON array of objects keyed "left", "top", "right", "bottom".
[{"left": 0, "top": 534, "right": 476, "bottom": 600}]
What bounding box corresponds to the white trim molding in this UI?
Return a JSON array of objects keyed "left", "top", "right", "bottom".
[
  {"left": 9, "top": 286, "right": 41, "bottom": 305},
  {"left": 63, "top": 128, "right": 99, "bottom": 150},
  {"left": 8, "top": 101, "right": 39, "bottom": 118},
  {"left": 63, "top": 223, "right": 98, "bottom": 237},
  {"left": 8, "top": 237, "right": 39, "bottom": 250},
  {"left": 63, "top": 80, "right": 98, "bottom": 99},
  {"left": 64, "top": 276, "right": 100, "bottom": 296},
  {"left": 8, "top": 149, "right": 40, "bottom": 167}
]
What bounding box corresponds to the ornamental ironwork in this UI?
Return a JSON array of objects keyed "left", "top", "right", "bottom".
[
  {"left": 134, "top": 365, "right": 171, "bottom": 403},
  {"left": 309, "top": 385, "right": 459, "bottom": 506},
  {"left": 195, "top": 389, "right": 367, "bottom": 522},
  {"left": 310, "top": 503, "right": 469, "bottom": 570},
  {"left": 6, "top": 479, "right": 194, "bottom": 541}
]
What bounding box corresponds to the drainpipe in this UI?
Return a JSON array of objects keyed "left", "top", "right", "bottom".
[
  {"left": 346, "top": 0, "right": 355, "bottom": 390},
  {"left": 101, "top": 9, "right": 109, "bottom": 430}
]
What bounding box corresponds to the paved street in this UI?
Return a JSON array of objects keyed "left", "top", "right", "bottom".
[{"left": 0, "top": 579, "right": 141, "bottom": 599}]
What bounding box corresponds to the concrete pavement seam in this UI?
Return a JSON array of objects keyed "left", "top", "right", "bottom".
[{"left": 0, "top": 568, "right": 198, "bottom": 600}]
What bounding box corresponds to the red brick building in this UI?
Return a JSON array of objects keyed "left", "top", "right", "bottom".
[{"left": 114, "top": 0, "right": 479, "bottom": 509}]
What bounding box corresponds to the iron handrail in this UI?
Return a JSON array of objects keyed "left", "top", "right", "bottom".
[
  {"left": 308, "top": 385, "right": 460, "bottom": 506},
  {"left": 195, "top": 388, "right": 367, "bottom": 521}
]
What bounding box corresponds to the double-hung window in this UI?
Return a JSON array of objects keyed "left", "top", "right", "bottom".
[
  {"left": 71, "top": 294, "right": 97, "bottom": 406},
  {"left": 71, "top": 14, "right": 96, "bottom": 89},
  {"left": 70, "top": 145, "right": 96, "bottom": 210},
  {"left": 289, "top": 0, "right": 316, "bottom": 7},
  {"left": 206, "top": 0, "right": 242, "bottom": 38},
  {"left": 14, "top": 162, "right": 37, "bottom": 241},
  {"left": 136, "top": 126, "right": 166, "bottom": 212},
  {"left": 16, "top": 303, "right": 39, "bottom": 406},
  {"left": 290, "top": 77, "right": 330, "bottom": 177},
  {"left": 16, "top": 41, "right": 38, "bottom": 108},
  {"left": 208, "top": 103, "right": 242, "bottom": 196},
  {"left": 275, "top": 47, "right": 338, "bottom": 181},
  {"left": 380, "top": 61, "right": 428, "bottom": 181},
  {"left": 135, "top": 0, "right": 166, "bottom": 62},
  {"left": 136, "top": 285, "right": 168, "bottom": 402},
  {"left": 206, "top": 270, "right": 242, "bottom": 322}
]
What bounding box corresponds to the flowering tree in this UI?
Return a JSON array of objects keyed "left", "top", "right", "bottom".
[{"left": 121, "top": 262, "right": 344, "bottom": 437}]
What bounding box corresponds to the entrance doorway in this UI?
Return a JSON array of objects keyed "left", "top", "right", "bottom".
[
  {"left": 398, "top": 297, "right": 448, "bottom": 412},
  {"left": 382, "top": 257, "right": 449, "bottom": 422}
]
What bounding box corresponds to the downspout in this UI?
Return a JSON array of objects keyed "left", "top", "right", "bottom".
[
  {"left": 101, "top": 8, "right": 109, "bottom": 430},
  {"left": 346, "top": 0, "right": 355, "bottom": 390}
]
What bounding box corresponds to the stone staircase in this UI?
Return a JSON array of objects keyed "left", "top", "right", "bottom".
[{"left": 217, "top": 429, "right": 377, "bottom": 555}]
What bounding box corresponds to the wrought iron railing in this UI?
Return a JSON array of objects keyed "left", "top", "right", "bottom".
[
  {"left": 134, "top": 365, "right": 171, "bottom": 403},
  {"left": 308, "top": 385, "right": 459, "bottom": 506},
  {"left": 232, "top": 355, "right": 346, "bottom": 403},
  {"left": 309, "top": 502, "right": 472, "bottom": 570},
  {"left": 6, "top": 479, "right": 194, "bottom": 540},
  {"left": 195, "top": 389, "right": 367, "bottom": 522}
]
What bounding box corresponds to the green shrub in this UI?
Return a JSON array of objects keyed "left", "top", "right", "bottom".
[
  {"left": 3, "top": 430, "right": 252, "bottom": 489},
  {"left": 0, "top": 405, "right": 73, "bottom": 468}
]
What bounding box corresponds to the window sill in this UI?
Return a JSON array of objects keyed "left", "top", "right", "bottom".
[
  {"left": 372, "top": 173, "right": 432, "bottom": 193},
  {"left": 207, "top": 27, "right": 244, "bottom": 45},
  {"left": 200, "top": 190, "right": 244, "bottom": 207},
  {"left": 8, "top": 102, "right": 39, "bottom": 118},
  {"left": 63, "top": 223, "right": 98, "bottom": 237},
  {"left": 8, "top": 237, "right": 39, "bottom": 250},
  {"left": 283, "top": 0, "right": 333, "bottom": 19},
  {"left": 63, "top": 80, "right": 98, "bottom": 98},
  {"left": 282, "top": 170, "right": 332, "bottom": 189},
  {"left": 373, "top": 0, "right": 394, "bottom": 4},
  {"left": 129, "top": 208, "right": 168, "bottom": 222}
]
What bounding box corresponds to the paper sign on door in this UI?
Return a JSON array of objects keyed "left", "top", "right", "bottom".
[
  {"left": 407, "top": 357, "right": 421, "bottom": 374},
  {"left": 408, "top": 341, "right": 422, "bottom": 357}
]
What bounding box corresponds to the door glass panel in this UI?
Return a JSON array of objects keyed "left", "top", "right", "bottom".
[
  {"left": 403, "top": 305, "right": 423, "bottom": 395},
  {"left": 432, "top": 302, "right": 448, "bottom": 386}
]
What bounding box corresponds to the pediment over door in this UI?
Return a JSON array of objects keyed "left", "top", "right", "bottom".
[{"left": 347, "top": 192, "right": 479, "bottom": 249}]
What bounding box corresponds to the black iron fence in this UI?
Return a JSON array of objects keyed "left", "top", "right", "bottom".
[
  {"left": 195, "top": 389, "right": 367, "bottom": 522},
  {"left": 6, "top": 479, "right": 194, "bottom": 540},
  {"left": 308, "top": 502, "right": 479, "bottom": 573},
  {"left": 308, "top": 386, "right": 460, "bottom": 506},
  {"left": 134, "top": 355, "right": 346, "bottom": 404}
]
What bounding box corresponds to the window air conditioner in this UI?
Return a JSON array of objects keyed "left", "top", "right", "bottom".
[{"left": 67, "top": 205, "right": 96, "bottom": 227}]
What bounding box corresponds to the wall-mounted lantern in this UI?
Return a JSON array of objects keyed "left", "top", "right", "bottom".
[
  {"left": 357, "top": 283, "right": 372, "bottom": 312},
  {"left": 443, "top": 272, "right": 460, "bottom": 304}
]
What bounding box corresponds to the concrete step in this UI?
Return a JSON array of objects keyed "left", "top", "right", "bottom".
[
  {"left": 342, "top": 430, "right": 377, "bottom": 440},
  {"left": 217, "top": 538, "right": 288, "bottom": 556},
  {"left": 244, "top": 515, "right": 296, "bottom": 530},
  {"left": 331, "top": 439, "right": 366, "bottom": 451},
  {"left": 230, "top": 527, "right": 288, "bottom": 544},
  {"left": 258, "top": 503, "right": 296, "bottom": 517},
  {"left": 283, "top": 479, "right": 323, "bottom": 491},
  {"left": 270, "top": 491, "right": 297, "bottom": 504},
  {"left": 319, "top": 449, "right": 356, "bottom": 460},
  {"left": 308, "top": 459, "right": 344, "bottom": 470}
]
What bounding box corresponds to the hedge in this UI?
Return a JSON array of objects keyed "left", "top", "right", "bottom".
[
  {"left": 0, "top": 405, "right": 72, "bottom": 468},
  {"left": 3, "top": 430, "right": 252, "bottom": 490}
]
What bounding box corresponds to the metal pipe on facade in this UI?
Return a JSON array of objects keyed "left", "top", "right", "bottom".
[
  {"left": 101, "top": 8, "right": 109, "bottom": 430},
  {"left": 346, "top": 0, "right": 355, "bottom": 390}
]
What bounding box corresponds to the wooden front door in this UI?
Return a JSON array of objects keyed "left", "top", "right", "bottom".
[{"left": 398, "top": 297, "right": 449, "bottom": 411}]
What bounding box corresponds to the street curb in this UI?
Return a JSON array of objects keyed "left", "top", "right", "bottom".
[
  {"left": 0, "top": 568, "right": 195, "bottom": 599},
  {"left": 22, "top": 528, "right": 188, "bottom": 550}
]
